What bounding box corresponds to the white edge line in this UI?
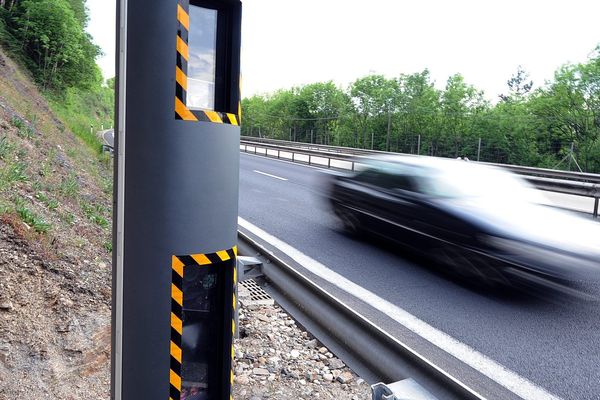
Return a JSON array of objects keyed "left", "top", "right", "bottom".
[
  {"left": 237, "top": 216, "right": 562, "bottom": 400},
  {"left": 253, "top": 170, "right": 288, "bottom": 181}
]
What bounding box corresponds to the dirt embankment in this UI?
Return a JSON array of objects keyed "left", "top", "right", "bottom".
[{"left": 0, "top": 48, "right": 112, "bottom": 398}]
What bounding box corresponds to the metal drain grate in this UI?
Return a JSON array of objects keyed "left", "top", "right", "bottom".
[{"left": 239, "top": 279, "right": 274, "bottom": 306}]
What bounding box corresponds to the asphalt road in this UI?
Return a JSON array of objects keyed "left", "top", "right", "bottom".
[{"left": 239, "top": 152, "right": 600, "bottom": 400}]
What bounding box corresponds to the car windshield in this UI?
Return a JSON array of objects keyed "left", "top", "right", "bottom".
[{"left": 416, "top": 163, "right": 542, "bottom": 202}]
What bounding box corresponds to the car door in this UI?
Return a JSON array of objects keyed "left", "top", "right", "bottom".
[{"left": 369, "top": 164, "right": 429, "bottom": 244}]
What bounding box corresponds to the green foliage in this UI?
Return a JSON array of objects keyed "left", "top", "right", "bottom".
[
  {"left": 35, "top": 191, "right": 58, "bottom": 211},
  {"left": 4, "top": 0, "right": 101, "bottom": 91},
  {"left": 241, "top": 45, "right": 600, "bottom": 172},
  {"left": 81, "top": 201, "right": 108, "bottom": 228},
  {"left": 1, "top": 0, "right": 113, "bottom": 156},
  {"left": 15, "top": 197, "right": 50, "bottom": 233},
  {"left": 59, "top": 173, "right": 79, "bottom": 198},
  {"left": 16, "top": 123, "right": 34, "bottom": 139},
  {"left": 101, "top": 175, "right": 113, "bottom": 194},
  {"left": 48, "top": 84, "right": 114, "bottom": 154},
  {"left": 103, "top": 240, "right": 112, "bottom": 253},
  {"left": 0, "top": 135, "right": 14, "bottom": 159},
  {"left": 66, "top": 0, "right": 89, "bottom": 28},
  {"left": 5, "top": 161, "right": 28, "bottom": 183}
]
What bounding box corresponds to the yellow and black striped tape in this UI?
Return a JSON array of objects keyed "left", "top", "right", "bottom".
[
  {"left": 169, "top": 246, "right": 237, "bottom": 400},
  {"left": 175, "top": 0, "right": 240, "bottom": 125}
]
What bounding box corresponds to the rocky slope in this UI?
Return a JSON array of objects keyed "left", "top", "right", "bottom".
[{"left": 0, "top": 48, "right": 112, "bottom": 398}]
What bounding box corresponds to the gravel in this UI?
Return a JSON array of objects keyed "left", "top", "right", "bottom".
[{"left": 232, "top": 303, "right": 371, "bottom": 400}]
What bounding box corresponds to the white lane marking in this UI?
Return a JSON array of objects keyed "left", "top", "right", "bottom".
[
  {"left": 253, "top": 170, "right": 288, "bottom": 181},
  {"left": 238, "top": 217, "right": 562, "bottom": 400}
]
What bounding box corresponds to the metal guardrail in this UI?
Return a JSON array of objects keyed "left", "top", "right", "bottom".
[
  {"left": 241, "top": 136, "right": 600, "bottom": 184},
  {"left": 237, "top": 230, "right": 488, "bottom": 400},
  {"left": 240, "top": 138, "right": 600, "bottom": 217}
]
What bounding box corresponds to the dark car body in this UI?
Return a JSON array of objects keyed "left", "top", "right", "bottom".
[{"left": 326, "top": 155, "right": 600, "bottom": 286}]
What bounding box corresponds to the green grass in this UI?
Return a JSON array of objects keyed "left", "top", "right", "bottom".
[
  {"left": 0, "top": 135, "right": 13, "bottom": 159},
  {"left": 101, "top": 175, "right": 113, "bottom": 194},
  {"left": 59, "top": 173, "right": 79, "bottom": 198},
  {"left": 6, "top": 161, "right": 28, "bottom": 183},
  {"left": 17, "top": 125, "right": 35, "bottom": 139},
  {"left": 12, "top": 116, "right": 35, "bottom": 139},
  {"left": 81, "top": 201, "right": 109, "bottom": 228},
  {"left": 15, "top": 197, "right": 50, "bottom": 234},
  {"left": 47, "top": 85, "right": 114, "bottom": 156},
  {"left": 103, "top": 240, "right": 112, "bottom": 253},
  {"left": 10, "top": 116, "right": 24, "bottom": 129},
  {"left": 35, "top": 191, "right": 58, "bottom": 211}
]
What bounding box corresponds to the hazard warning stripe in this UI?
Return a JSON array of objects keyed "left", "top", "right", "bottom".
[
  {"left": 169, "top": 246, "right": 237, "bottom": 400},
  {"left": 177, "top": 4, "right": 190, "bottom": 30},
  {"left": 170, "top": 257, "right": 184, "bottom": 400},
  {"left": 175, "top": 67, "right": 187, "bottom": 91},
  {"left": 174, "top": 0, "right": 240, "bottom": 125}
]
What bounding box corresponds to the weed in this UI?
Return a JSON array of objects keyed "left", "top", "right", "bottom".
[
  {"left": 102, "top": 176, "right": 113, "bottom": 194},
  {"left": 59, "top": 174, "right": 79, "bottom": 198},
  {"left": 61, "top": 212, "right": 75, "bottom": 225},
  {"left": 35, "top": 191, "right": 58, "bottom": 211},
  {"left": 7, "top": 161, "right": 28, "bottom": 183},
  {"left": 47, "top": 199, "right": 58, "bottom": 211},
  {"left": 0, "top": 135, "right": 13, "bottom": 159},
  {"left": 15, "top": 197, "right": 50, "bottom": 234},
  {"left": 11, "top": 116, "right": 24, "bottom": 129},
  {"left": 103, "top": 240, "right": 112, "bottom": 253},
  {"left": 39, "top": 162, "right": 51, "bottom": 177},
  {"left": 81, "top": 201, "right": 109, "bottom": 228},
  {"left": 17, "top": 125, "right": 35, "bottom": 139},
  {"left": 27, "top": 113, "right": 38, "bottom": 129}
]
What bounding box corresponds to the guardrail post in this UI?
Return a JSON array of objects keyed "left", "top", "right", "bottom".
[
  {"left": 309, "top": 155, "right": 311, "bottom": 165},
  {"left": 292, "top": 152, "right": 295, "bottom": 162},
  {"left": 328, "top": 157, "right": 331, "bottom": 168},
  {"left": 594, "top": 197, "right": 599, "bottom": 218}
]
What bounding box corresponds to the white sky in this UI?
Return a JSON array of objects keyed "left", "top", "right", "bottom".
[{"left": 87, "top": 0, "right": 600, "bottom": 101}]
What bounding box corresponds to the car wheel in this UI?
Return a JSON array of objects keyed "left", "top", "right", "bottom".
[
  {"left": 434, "top": 245, "right": 508, "bottom": 287},
  {"left": 334, "top": 205, "right": 361, "bottom": 235}
]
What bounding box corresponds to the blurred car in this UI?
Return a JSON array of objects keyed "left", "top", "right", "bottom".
[{"left": 325, "top": 155, "right": 600, "bottom": 286}]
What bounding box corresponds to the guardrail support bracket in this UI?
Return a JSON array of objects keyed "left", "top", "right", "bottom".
[
  {"left": 371, "top": 379, "right": 439, "bottom": 400},
  {"left": 237, "top": 256, "right": 263, "bottom": 281}
]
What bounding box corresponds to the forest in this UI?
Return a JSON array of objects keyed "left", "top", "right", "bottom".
[
  {"left": 242, "top": 49, "right": 600, "bottom": 173},
  {"left": 0, "top": 0, "right": 114, "bottom": 152}
]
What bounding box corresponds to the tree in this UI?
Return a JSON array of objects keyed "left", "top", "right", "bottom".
[
  {"left": 499, "top": 66, "right": 533, "bottom": 102},
  {"left": 349, "top": 75, "right": 398, "bottom": 149},
  {"left": 396, "top": 70, "right": 440, "bottom": 154},
  {"left": 298, "top": 82, "right": 350, "bottom": 145},
  {"left": 9, "top": 0, "right": 100, "bottom": 91},
  {"left": 440, "top": 74, "right": 487, "bottom": 157}
]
